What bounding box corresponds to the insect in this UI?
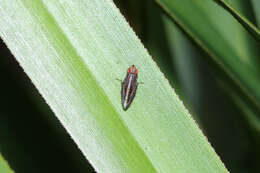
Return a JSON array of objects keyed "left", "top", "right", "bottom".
[{"left": 121, "top": 65, "right": 139, "bottom": 110}]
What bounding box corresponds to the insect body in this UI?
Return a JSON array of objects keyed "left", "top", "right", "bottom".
[{"left": 121, "top": 65, "right": 138, "bottom": 110}]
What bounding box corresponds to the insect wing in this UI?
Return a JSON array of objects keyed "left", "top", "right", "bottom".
[
  {"left": 121, "top": 76, "right": 128, "bottom": 106},
  {"left": 121, "top": 73, "right": 138, "bottom": 110},
  {"left": 128, "top": 77, "right": 137, "bottom": 104}
]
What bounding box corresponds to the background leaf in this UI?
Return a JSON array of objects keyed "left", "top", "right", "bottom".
[{"left": 155, "top": 0, "right": 260, "bottom": 114}]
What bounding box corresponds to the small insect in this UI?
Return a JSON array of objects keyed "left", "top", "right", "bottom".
[{"left": 121, "top": 65, "right": 139, "bottom": 110}]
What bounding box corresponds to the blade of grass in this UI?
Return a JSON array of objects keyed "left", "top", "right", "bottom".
[
  {"left": 155, "top": 0, "right": 260, "bottom": 113},
  {"left": 0, "top": 154, "right": 13, "bottom": 173},
  {"left": 0, "top": 0, "right": 228, "bottom": 172},
  {"left": 212, "top": 0, "right": 260, "bottom": 42}
]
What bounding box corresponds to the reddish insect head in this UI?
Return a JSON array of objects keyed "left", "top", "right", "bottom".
[{"left": 127, "top": 65, "right": 138, "bottom": 75}]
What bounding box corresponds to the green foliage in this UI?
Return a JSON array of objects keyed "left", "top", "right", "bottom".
[{"left": 0, "top": 0, "right": 259, "bottom": 172}]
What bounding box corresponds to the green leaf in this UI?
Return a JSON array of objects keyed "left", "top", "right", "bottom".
[
  {"left": 0, "top": 0, "right": 228, "bottom": 172},
  {"left": 212, "top": 0, "right": 260, "bottom": 42},
  {"left": 155, "top": 0, "right": 260, "bottom": 112},
  {"left": 0, "top": 154, "right": 13, "bottom": 173}
]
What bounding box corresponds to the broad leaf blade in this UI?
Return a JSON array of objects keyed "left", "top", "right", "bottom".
[{"left": 0, "top": 0, "right": 228, "bottom": 172}]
